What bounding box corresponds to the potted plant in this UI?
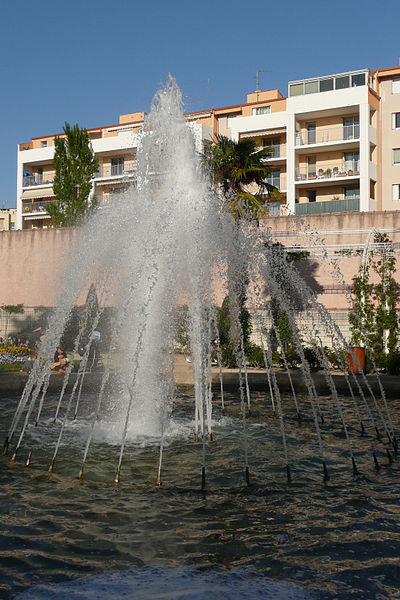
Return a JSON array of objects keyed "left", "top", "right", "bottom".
[
  {"left": 347, "top": 169, "right": 353, "bottom": 176},
  {"left": 326, "top": 168, "right": 331, "bottom": 178},
  {"left": 333, "top": 166, "right": 339, "bottom": 177},
  {"left": 318, "top": 168, "right": 324, "bottom": 177},
  {"left": 339, "top": 170, "right": 347, "bottom": 177}
]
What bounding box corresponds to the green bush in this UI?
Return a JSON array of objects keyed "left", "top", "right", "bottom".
[
  {"left": 303, "top": 347, "right": 321, "bottom": 370},
  {"left": 385, "top": 352, "right": 400, "bottom": 375},
  {"left": 244, "top": 343, "right": 265, "bottom": 368}
]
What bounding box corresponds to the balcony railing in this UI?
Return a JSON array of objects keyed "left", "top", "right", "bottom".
[
  {"left": 23, "top": 175, "right": 55, "bottom": 187},
  {"left": 295, "top": 161, "right": 360, "bottom": 181},
  {"left": 295, "top": 197, "right": 360, "bottom": 215},
  {"left": 295, "top": 125, "right": 359, "bottom": 146},
  {"left": 265, "top": 201, "right": 281, "bottom": 216},
  {"left": 22, "top": 200, "right": 54, "bottom": 215},
  {"left": 95, "top": 163, "right": 137, "bottom": 178}
]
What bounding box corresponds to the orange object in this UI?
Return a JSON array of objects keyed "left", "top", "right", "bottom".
[{"left": 347, "top": 347, "right": 365, "bottom": 374}]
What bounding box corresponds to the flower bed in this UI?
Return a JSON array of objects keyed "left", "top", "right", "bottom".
[{"left": 0, "top": 345, "right": 31, "bottom": 365}]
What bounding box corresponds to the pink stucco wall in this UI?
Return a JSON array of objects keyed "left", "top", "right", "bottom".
[{"left": 0, "top": 212, "right": 399, "bottom": 309}]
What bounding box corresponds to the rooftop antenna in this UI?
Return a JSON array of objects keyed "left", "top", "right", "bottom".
[{"left": 254, "top": 69, "right": 271, "bottom": 92}]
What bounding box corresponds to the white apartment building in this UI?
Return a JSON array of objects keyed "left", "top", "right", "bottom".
[{"left": 16, "top": 65, "right": 400, "bottom": 228}]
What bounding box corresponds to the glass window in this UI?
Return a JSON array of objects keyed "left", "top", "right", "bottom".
[
  {"left": 392, "top": 80, "right": 400, "bottom": 94},
  {"left": 289, "top": 83, "right": 304, "bottom": 96},
  {"left": 335, "top": 76, "right": 350, "bottom": 90},
  {"left": 343, "top": 116, "right": 360, "bottom": 140},
  {"left": 351, "top": 73, "right": 365, "bottom": 87},
  {"left": 393, "top": 113, "right": 400, "bottom": 129},
  {"left": 344, "top": 187, "right": 360, "bottom": 200},
  {"left": 394, "top": 149, "right": 400, "bottom": 164},
  {"left": 343, "top": 152, "right": 359, "bottom": 172},
  {"left": 111, "top": 157, "right": 125, "bottom": 175},
  {"left": 266, "top": 169, "right": 280, "bottom": 188},
  {"left": 253, "top": 106, "right": 271, "bottom": 115},
  {"left": 319, "top": 78, "right": 334, "bottom": 92},
  {"left": 392, "top": 184, "right": 400, "bottom": 201},
  {"left": 305, "top": 81, "right": 319, "bottom": 94},
  {"left": 40, "top": 141, "right": 47, "bottom": 148},
  {"left": 307, "top": 191, "right": 316, "bottom": 203}
]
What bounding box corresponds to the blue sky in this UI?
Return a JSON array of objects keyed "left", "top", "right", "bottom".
[{"left": 1, "top": 0, "right": 400, "bottom": 207}]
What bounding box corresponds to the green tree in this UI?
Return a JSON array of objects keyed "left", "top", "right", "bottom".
[
  {"left": 372, "top": 233, "right": 399, "bottom": 354},
  {"left": 46, "top": 122, "right": 99, "bottom": 226},
  {"left": 203, "top": 135, "right": 280, "bottom": 219},
  {"left": 349, "top": 233, "right": 399, "bottom": 355}
]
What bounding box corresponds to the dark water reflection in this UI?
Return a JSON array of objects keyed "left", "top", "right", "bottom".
[{"left": 1, "top": 392, "right": 400, "bottom": 599}]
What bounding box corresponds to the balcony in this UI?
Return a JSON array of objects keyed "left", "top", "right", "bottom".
[
  {"left": 22, "top": 200, "right": 54, "bottom": 215},
  {"left": 295, "top": 125, "right": 359, "bottom": 147},
  {"left": 295, "top": 197, "right": 360, "bottom": 215},
  {"left": 23, "top": 174, "right": 55, "bottom": 187},
  {"left": 295, "top": 161, "right": 360, "bottom": 183},
  {"left": 94, "top": 163, "right": 137, "bottom": 179}
]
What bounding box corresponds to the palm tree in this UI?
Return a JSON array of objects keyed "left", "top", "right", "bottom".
[{"left": 203, "top": 135, "right": 280, "bottom": 219}]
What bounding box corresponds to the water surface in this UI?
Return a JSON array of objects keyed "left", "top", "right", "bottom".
[{"left": 1, "top": 392, "right": 400, "bottom": 599}]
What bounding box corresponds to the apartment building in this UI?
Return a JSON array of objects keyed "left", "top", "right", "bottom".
[
  {"left": 16, "top": 65, "right": 400, "bottom": 228},
  {"left": 0, "top": 208, "right": 16, "bottom": 231}
]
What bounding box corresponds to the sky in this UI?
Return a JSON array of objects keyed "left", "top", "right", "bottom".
[{"left": 1, "top": 0, "right": 400, "bottom": 207}]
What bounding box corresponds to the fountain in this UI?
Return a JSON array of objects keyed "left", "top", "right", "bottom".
[{"left": 2, "top": 77, "right": 398, "bottom": 491}]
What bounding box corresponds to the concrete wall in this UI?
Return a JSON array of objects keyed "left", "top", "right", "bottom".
[
  {"left": 0, "top": 211, "right": 399, "bottom": 315},
  {"left": 0, "top": 227, "right": 78, "bottom": 306}
]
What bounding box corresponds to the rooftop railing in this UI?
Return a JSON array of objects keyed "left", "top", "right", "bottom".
[{"left": 295, "top": 125, "right": 359, "bottom": 146}]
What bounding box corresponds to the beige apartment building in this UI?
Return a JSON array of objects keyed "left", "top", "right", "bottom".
[
  {"left": 0, "top": 208, "right": 17, "bottom": 231},
  {"left": 16, "top": 65, "right": 400, "bottom": 229}
]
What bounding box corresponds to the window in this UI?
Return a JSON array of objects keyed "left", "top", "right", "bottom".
[
  {"left": 289, "top": 83, "right": 303, "bottom": 96},
  {"left": 304, "top": 81, "right": 319, "bottom": 94},
  {"left": 10, "top": 223, "right": 15, "bottom": 230},
  {"left": 351, "top": 73, "right": 365, "bottom": 87},
  {"left": 394, "top": 149, "right": 400, "bottom": 164},
  {"left": 344, "top": 187, "right": 360, "bottom": 200},
  {"left": 40, "top": 141, "right": 47, "bottom": 148},
  {"left": 263, "top": 138, "right": 280, "bottom": 157},
  {"left": 266, "top": 169, "right": 280, "bottom": 189},
  {"left": 319, "top": 78, "right": 334, "bottom": 92},
  {"left": 253, "top": 106, "right": 271, "bottom": 115},
  {"left": 343, "top": 152, "right": 359, "bottom": 172},
  {"left": 335, "top": 76, "right": 350, "bottom": 90},
  {"left": 306, "top": 122, "right": 316, "bottom": 144},
  {"left": 307, "top": 190, "right": 316, "bottom": 203},
  {"left": 392, "top": 184, "right": 400, "bottom": 201},
  {"left": 307, "top": 156, "right": 316, "bottom": 177},
  {"left": 393, "top": 113, "right": 400, "bottom": 129},
  {"left": 343, "top": 116, "right": 359, "bottom": 140},
  {"left": 392, "top": 79, "right": 400, "bottom": 94},
  {"left": 111, "top": 157, "right": 124, "bottom": 176}
]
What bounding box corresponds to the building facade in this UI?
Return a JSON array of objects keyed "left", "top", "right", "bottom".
[
  {"left": 0, "top": 208, "right": 17, "bottom": 231},
  {"left": 16, "top": 65, "right": 400, "bottom": 229}
]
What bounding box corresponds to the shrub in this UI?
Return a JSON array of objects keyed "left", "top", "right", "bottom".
[
  {"left": 385, "top": 352, "right": 400, "bottom": 375},
  {"left": 303, "top": 347, "right": 321, "bottom": 370},
  {"left": 244, "top": 343, "right": 265, "bottom": 368}
]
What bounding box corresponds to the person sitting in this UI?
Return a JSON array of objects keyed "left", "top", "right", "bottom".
[{"left": 50, "top": 347, "right": 68, "bottom": 373}]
